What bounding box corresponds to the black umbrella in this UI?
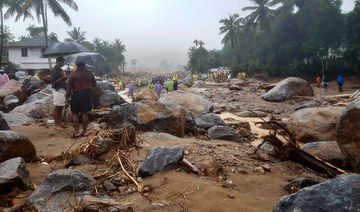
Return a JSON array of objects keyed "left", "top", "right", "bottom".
[
  {"left": 42, "top": 41, "right": 89, "bottom": 57},
  {"left": 65, "top": 52, "right": 106, "bottom": 67}
]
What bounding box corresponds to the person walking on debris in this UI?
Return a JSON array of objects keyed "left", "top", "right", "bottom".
[
  {"left": 51, "top": 57, "right": 67, "bottom": 130},
  {"left": 155, "top": 81, "right": 162, "bottom": 97},
  {"left": 166, "top": 78, "right": 173, "bottom": 92},
  {"left": 118, "top": 80, "right": 124, "bottom": 90},
  {"left": 0, "top": 69, "right": 9, "bottom": 88},
  {"left": 316, "top": 75, "right": 321, "bottom": 88},
  {"left": 128, "top": 81, "right": 135, "bottom": 98},
  {"left": 337, "top": 75, "right": 344, "bottom": 92},
  {"left": 322, "top": 74, "right": 328, "bottom": 89},
  {"left": 173, "top": 79, "right": 178, "bottom": 91},
  {"left": 66, "top": 62, "right": 96, "bottom": 138}
]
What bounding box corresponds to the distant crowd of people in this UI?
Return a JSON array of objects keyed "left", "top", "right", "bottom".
[{"left": 118, "top": 74, "right": 180, "bottom": 98}]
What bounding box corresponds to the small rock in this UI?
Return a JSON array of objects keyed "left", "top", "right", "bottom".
[
  {"left": 261, "top": 164, "right": 271, "bottom": 171},
  {"left": 203, "top": 159, "right": 222, "bottom": 177},
  {"left": 103, "top": 180, "right": 117, "bottom": 191},
  {"left": 0, "top": 157, "right": 30, "bottom": 190},
  {"left": 283, "top": 177, "right": 320, "bottom": 194},
  {"left": 228, "top": 194, "right": 235, "bottom": 199},
  {"left": 253, "top": 166, "right": 265, "bottom": 174}
]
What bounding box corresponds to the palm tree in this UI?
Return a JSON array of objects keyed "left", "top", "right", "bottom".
[
  {"left": 5, "top": 0, "right": 78, "bottom": 47},
  {"left": 113, "top": 39, "right": 126, "bottom": 56},
  {"left": 0, "top": 0, "right": 12, "bottom": 66},
  {"left": 66, "top": 26, "right": 85, "bottom": 43},
  {"left": 242, "top": 0, "right": 275, "bottom": 37},
  {"left": 198, "top": 40, "right": 205, "bottom": 69},
  {"left": 219, "top": 13, "right": 242, "bottom": 64},
  {"left": 93, "top": 38, "right": 102, "bottom": 51}
]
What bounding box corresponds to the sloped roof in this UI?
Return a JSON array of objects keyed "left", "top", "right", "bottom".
[{"left": 6, "top": 36, "right": 59, "bottom": 48}]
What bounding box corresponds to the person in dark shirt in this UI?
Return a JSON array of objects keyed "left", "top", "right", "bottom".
[
  {"left": 51, "top": 57, "right": 67, "bottom": 129},
  {"left": 66, "top": 62, "right": 96, "bottom": 138}
]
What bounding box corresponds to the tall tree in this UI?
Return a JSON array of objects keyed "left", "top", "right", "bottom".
[
  {"left": 26, "top": 24, "right": 44, "bottom": 37},
  {"left": 0, "top": 0, "right": 12, "bottom": 65},
  {"left": 219, "top": 13, "right": 242, "bottom": 64},
  {"left": 5, "top": 0, "right": 78, "bottom": 47},
  {"left": 242, "top": 0, "right": 275, "bottom": 36},
  {"left": 65, "top": 26, "right": 85, "bottom": 43}
]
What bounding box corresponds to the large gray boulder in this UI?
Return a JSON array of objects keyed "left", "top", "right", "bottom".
[
  {"left": 106, "top": 101, "right": 186, "bottom": 137},
  {"left": 24, "top": 84, "right": 53, "bottom": 104},
  {"left": 4, "top": 94, "right": 20, "bottom": 111},
  {"left": 262, "top": 77, "right": 313, "bottom": 102},
  {"left": 137, "top": 146, "right": 184, "bottom": 177},
  {"left": 0, "top": 131, "right": 36, "bottom": 162},
  {"left": 273, "top": 174, "right": 360, "bottom": 212},
  {"left": 1, "top": 112, "right": 33, "bottom": 127},
  {"left": 159, "top": 90, "right": 213, "bottom": 116},
  {"left": 192, "top": 80, "right": 206, "bottom": 88},
  {"left": 0, "top": 157, "right": 29, "bottom": 190},
  {"left": 0, "top": 80, "right": 27, "bottom": 104},
  {"left": 96, "top": 81, "right": 116, "bottom": 92},
  {"left": 337, "top": 98, "right": 360, "bottom": 172},
  {"left": 195, "top": 113, "right": 225, "bottom": 129},
  {"left": 11, "top": 96, "right": 53, "bottom": 118},
  {"left": 99, "top": 90, "right": 125, "bottom": 107},
  {"left": 185, "top": 111, "right": 198, "bottom": 135},
  {"left": 287, "top": 107, "right": 344, "bottom": 143},
  {"left": 207, "top": 125, "right": 243, "bottom": 142},
  {"left": 133, "top": 87, "right": 159, "bottom": 102},
  {"left": 301, "top": 141, "right": 349, "bottom": 167},
  {"left": 26, "top": 169, "right": 94, "bottom": 211},
  {"left": 0, "top": 113, "right": 11, "bottom": 130}
]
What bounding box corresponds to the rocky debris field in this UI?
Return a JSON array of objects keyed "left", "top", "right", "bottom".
[{"left": 0, "top": 75, "right": 360, "bottom": 211}]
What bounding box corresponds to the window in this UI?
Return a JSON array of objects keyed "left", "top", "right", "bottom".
[{"left": 21, "top": 48, "right": 28, "bottom": 57}]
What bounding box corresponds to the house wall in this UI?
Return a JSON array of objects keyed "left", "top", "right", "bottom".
[{"left": 8, "top": 47, "right": 55, "bottom": 70}]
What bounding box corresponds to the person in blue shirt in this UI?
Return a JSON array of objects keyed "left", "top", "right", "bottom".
[{"left": 337, "top": 75, "right": 344, "bottom": 92}]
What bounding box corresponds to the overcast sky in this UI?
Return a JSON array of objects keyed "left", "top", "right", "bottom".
[{"left": 5, "top": 0, "right": 356, "bottom": 68}]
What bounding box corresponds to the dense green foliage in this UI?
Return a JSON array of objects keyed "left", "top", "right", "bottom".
[{"left": 188, "top": 0, "right": 360, "bottom": 78}]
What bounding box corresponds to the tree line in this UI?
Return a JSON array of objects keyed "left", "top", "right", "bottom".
[
  {"left": 0, "top": 0, "right": 126, "bottom": 77},
  {"left": 187, "top": 0, "right": 360, "bottom": 79}
]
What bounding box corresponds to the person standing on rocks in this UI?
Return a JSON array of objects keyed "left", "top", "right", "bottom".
[
  {"left": 337, "top": 75, "right": 344, "bottom": 92},
  {"left": 173, "top": 79, "right": 178, "bottom": 91},
  {"left": 155, "top": 81, "right": 162, "bottom": 97},
  {"left": 128, "top": 81, "right": 135, "bottom": 98},
  {"left": 66, "top": 62, "right": 96, "bottom": 138},
  {"left": 0, "top": 69, "right": 9, "bottom": 88},
  {"left": 51, "top": 57, "right": 67, "bottom": 129},
  {"left": 166, "top": 78, "right": 173, "bottom": 92}
]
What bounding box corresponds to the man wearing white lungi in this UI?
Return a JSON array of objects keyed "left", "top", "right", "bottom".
[{"left": 51, "top": 57, "right": 67, "bottom": 129}]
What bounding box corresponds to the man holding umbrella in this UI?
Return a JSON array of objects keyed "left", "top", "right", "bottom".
[
  {"left": 51, "top": 57, "right": 67, "bottom": 129},
  {"left": 66, "top": 62, "right": 96, "bottom": 138}
]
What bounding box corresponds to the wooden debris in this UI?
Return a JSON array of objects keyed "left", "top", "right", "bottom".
[
  {"left": 255, "top": 121, "right": 347, "bottom": 178},
  {"left": 182, "top": 158, "right": 200, "bottom": 175},
  {"left": 259, "top": 83, "right": 276, "bottom": 90},
  {"left": 350, "top": 89, "right": 360, "bottom": 100}
]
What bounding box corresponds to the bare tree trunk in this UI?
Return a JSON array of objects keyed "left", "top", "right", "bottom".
[
  {"left": 0, "top": 7, "right": 4, "bottom": 68},
  {"left": 41, "top": 1, "right": 52, "bottom": 70}
]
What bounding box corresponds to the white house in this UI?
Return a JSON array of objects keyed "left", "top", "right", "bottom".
[{"left": 6, "top": 36, "right": 57, "bottom": 76}]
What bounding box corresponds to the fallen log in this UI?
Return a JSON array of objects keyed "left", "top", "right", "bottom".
[
  {"left": 259, "top": 83, "right": 276, "bottom": 90},
  {"left": 350, "top": 90, "right": 360, "bottom": 99},
  {"left": 324, "top": 94, "right": 352, "bottom": 99},
  {"left": 255, "top": 121, "right": 347, "bottom": 178}
]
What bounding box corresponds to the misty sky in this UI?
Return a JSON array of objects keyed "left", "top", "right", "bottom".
[{"left": 5, "top": 0, "right": 356, "bottom": 68}]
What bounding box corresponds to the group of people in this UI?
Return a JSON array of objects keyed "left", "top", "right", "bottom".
[
  {"left": 50, "top": 57, "right": 96, "bottom": 138},
  {"left": 316, "top": 74, "right": 344, "bottom": 92},
  {"left": 0, "top": 69, "right": 10, "bottom": 88}
]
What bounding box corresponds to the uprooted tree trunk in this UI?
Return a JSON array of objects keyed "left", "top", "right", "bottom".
[{"left": 255, "top": 120, "right": 347, "bottom": 178}]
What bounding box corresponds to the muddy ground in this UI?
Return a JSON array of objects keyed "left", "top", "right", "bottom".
[{"left": 4, "top": 76, "right": 360, "bottom": 211}]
